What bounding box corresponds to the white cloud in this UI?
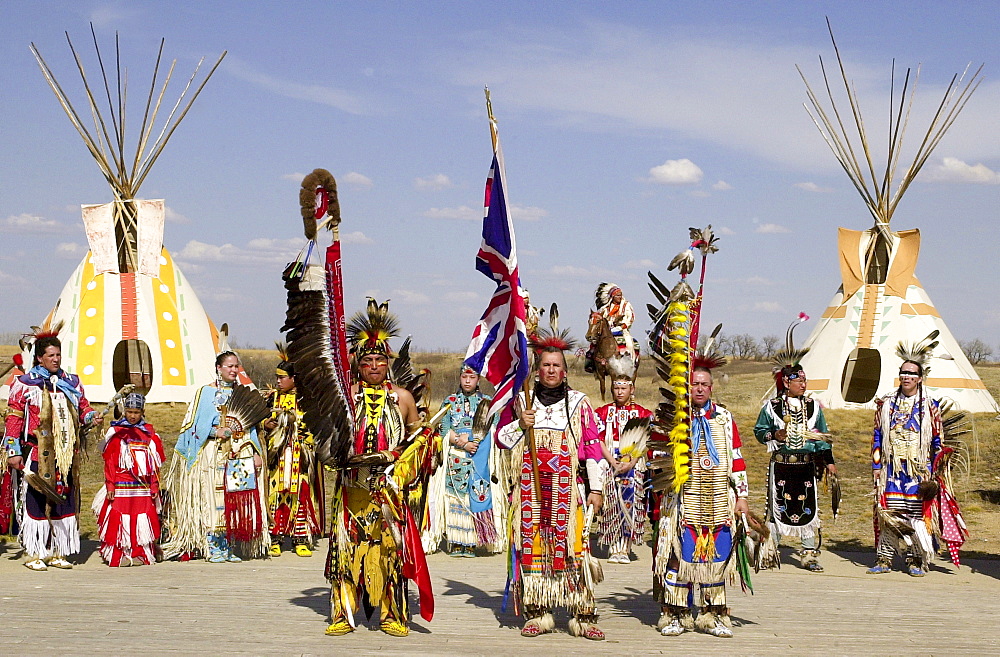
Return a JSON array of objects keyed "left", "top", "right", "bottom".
[
  {"left": 511, "top": 205, "right": 548, "bottom": 222},
  {"left": 745, "top": 275, "right": 772, "bottom": 285},
  {"left": 225, "top": 57, "right": 366, "bottom": 114},
  {"left": 548, "top": 265, "right": 592, "bottom": 277},
  {"left": 0, "top": 213, "right": 61, "bottom": 233},
  {"left": 717, "top": 226, "right": 736, "bottom": 235},
  {"left": 423, "top": 206, "right": 479, "bottom": 220},
  {"left": 342, "top": 231, "right": 374, "bottom": 245},
  {"left": 690, "top": 190, "right": 710, "bottom": 198},
  {"left": 922, "top": 157, "right": 1000, "bottom": 184},
  {"left": 281, "top": 172, "right": 307, "bottom": 182},
  {"left": 440, "top": 24, "right": 1000, "bottom": 175},
  {"left": 414, "top": 174, "right": 454, "bottom": 190},
  {"left": 165, "top": 206, "right": 192, "bottom": 224},
  {"left": 754, "top": 222, "right": 790, "bottom": 234},
  {"left": 712, "top": 180, "right": 733, "bottom": 191},
  {"left": 794, "top": 182, "right": 833, "bottom": 193},
  {"left": 174, "top": 238, "right": 301, "bottom": 267},
  {"left": 646, "top": 158, "right": 703, "bottom": 185},
  {"left": 0, "top": 268, "right": 28, "bottom": 285},
  {"left": 56, "top": 242, "right": 85, "bottom": 259},
  {"left": 391, "top": 289, "right": 431, "bottom": 305},
  {"left": 545, "top": 264, "right": 616, "bottom": 279},
  {"left": 623, "top": 259, "right": 656, "bottom": 269},
  {"left": 342, "top": 172, "right": 373, "bottom": 188},
  {"left": 753, "top": 301, "right": 784, "bottom": 312}
]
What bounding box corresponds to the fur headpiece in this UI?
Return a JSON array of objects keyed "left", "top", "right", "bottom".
[
  {"left": 771, "top": 312, "right": 810, "bottom": 392},
  {"left": 348, "top": 298, "right": 400, "bottom": 360},
  {"left": 896, "top": 330, "right": 939, "bottom": 376}
]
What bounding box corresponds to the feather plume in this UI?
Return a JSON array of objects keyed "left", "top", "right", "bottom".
[
  {"left": 217, "top": 323, "right": 231, "bottom": 354},
  {"left": 548, "top": 303, "right": 559, "bottom": 334}
]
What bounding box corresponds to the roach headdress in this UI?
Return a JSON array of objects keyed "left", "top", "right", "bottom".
[
  {"left": 348, "top": 298, "right": 401, "bottom": 360},
  {"left": 528, "top": 302, "right": 577, "bottom": 353}
]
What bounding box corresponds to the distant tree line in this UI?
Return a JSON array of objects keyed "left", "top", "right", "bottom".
[{"left": 684, "top": 331, "right": 1000, "bottom": 367}]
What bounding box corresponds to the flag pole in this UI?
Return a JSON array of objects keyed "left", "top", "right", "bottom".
[{"left": 485, "top": 87, "right": 542, "bottom": 509}]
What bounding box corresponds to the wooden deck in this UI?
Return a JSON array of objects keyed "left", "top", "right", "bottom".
[{"left": 0, "top": 538, "right": 997, "bottom": 655}]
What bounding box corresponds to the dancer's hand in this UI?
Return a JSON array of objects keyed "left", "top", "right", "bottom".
[
  {"left": 734, "top": 497, "right": 749, "bottom": 517},
  {"left": 465, "top": 442, "right": 479, "bottom": 455},
  {"left": 519, "top": 409, "right": 535, "bottom": 430},
  {"left": 586, "top": 491, "right": 604, "bottom": 512},
  {"left": 7, "top": 456, "right": 23, "bottom": 470}
]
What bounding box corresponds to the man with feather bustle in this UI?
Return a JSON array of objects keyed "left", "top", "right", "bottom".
[
  {"left": 325, "top": 300, "right": 434, "bottom": 639},
  {"left": 868, "top": 333, "right": 968, "bottom": 576}
]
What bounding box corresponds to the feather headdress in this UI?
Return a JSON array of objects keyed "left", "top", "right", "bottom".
[
  {"left": 896, "top": 330, "right": 940, "bottom": 376},
  {"left": 771, "top": 312, "right": 811, "bottom": 391},
  {"left": 594, "top": 282, "right": 620, "bottom": 310},
  {"left": 348, "top": 298, "right": 400, "bottom": 359}
]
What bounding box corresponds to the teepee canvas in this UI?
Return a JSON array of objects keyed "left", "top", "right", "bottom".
[
  {"left": 3, "top": 33, "right": 227, "bottom": 403},
  {"left": 796, "top": 27, "right": 997, "bottom": 413}
]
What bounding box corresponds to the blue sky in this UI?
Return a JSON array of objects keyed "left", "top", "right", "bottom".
[{"left": 2, "top": 1, "right": 998, "bottom": 352}]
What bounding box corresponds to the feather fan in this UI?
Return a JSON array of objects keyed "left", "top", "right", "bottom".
[
  {"left": 223, "top": 384, "right": 271, "bottom": 433},
  {"left": 281, "top": 265, "right": 354, "bottom": 467}
]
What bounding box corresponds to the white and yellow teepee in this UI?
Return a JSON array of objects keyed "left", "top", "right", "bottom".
[
  {"left": 796, "top": 25, "right": 997, "bottom": 413},
  {"left": 5, "top": 32, "right": 228, "bottom": 402}
]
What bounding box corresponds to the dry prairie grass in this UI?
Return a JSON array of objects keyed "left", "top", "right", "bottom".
[{"left": 3, "top": 346, "right": 1000, "bottom": 560}]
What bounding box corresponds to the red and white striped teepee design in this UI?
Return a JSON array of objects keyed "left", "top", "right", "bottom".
[{"left": 4, "top": 33, "right": 228, "bottom": 402}]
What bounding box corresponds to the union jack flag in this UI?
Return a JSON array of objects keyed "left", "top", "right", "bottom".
[{"left": 464, "top": 131, "right": 529, "bottom": 418}]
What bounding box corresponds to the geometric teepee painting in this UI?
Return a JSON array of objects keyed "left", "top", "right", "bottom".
[
  {"left": 38, "top": 201, "right": 221, "bottom": 403},
  {"left": 796, "top": 27, "right": 998, "bottom": 413},
  {"left": 800, "top": 227, "right": 999, "bottom": 412}
]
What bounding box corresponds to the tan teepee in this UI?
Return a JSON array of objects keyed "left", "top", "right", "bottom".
[{"left": 795, "top": 24, "right": 997, "bottom": 413}]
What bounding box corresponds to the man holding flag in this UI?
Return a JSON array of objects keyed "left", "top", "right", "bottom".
[{"left": 464, "top": 92, "right": 607, "bottom": 641}]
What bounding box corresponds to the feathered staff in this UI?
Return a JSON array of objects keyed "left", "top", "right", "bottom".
[
  {"left": 646, "top": 226, "right": 720, "bottom": 495},
  {"left": 282, "top": 169, "right": 354, "bottom": 468}
]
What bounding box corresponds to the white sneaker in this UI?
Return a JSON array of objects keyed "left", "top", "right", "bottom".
[
  {"left": 708, "top": 618, "right": 733, "bottom": 638},
  {"left": 660, "top": 618, "right": 685, "bottom": 636}
]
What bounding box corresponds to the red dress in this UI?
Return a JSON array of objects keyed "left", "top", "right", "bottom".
[{"left": 93, "top": 422, "right": 165, "bottom": 566}]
